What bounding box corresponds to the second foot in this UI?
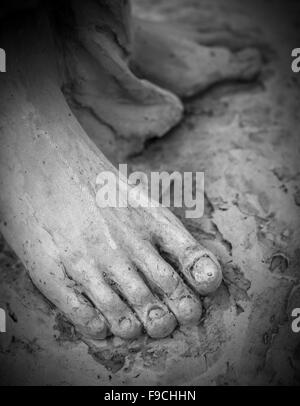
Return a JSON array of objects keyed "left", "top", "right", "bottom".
[
  {"left": 58, "top": 0, "right": 183, "bottom": 160},
  {"left": 131, "top": 18, "right": 262, "bottom": 97}
]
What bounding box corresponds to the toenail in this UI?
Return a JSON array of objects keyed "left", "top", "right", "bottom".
[
  {"left": 117, "top": 316, "right": 141, "bottom": 339},
  {"left": 87, "top": 316, "right": 105, "bottom": 331},
  {"left": 86, "top": 316, "right": 107, "bottom": 339},
  {"left": 119, "top": 316, "right": 132, "bottom": 331},
  {"left": 191, "top": 255, "right": 222, "bottom": 295},
  {"left": 191, "top": 255, "right": 216, "bottom": 282},
  {"left": 146, "top": 307, "right": 177, "bottom": 338},
  {"left": 179, "top": 296, "right": 192, "bottom": 310},
  {"left": 148, "top": 306, "right": 167, "bottom": 321}
]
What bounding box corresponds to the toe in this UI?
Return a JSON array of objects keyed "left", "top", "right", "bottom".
[
  {"left": 183, "top": 248, "right": 223, "bottom": 295},
  {"left": 146, "top": 305, "right": 177, "bottom": 338},
  {"left": 68, "top": 259, "right": 142, "bottom": 339},
  {"left": 149, "top": 208, "right": 223, "bottom": 296},
  {"left": 76, "top": 311, "right": 108, "bottom": 340},
  {"left": 28, "top": 256, "right": 108, "bottom": 339},
  {"left": 229, "top": 48, "right": 262, "bottom": 80},
  {"left": 107, "top": 257, "right": 177, "bottom": 338},
  {"left": 131, "top": 241, "right": 203, "bottom": 326}
]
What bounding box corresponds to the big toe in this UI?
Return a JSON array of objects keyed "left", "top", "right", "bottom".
[{"left": 190, "top": 255, "right": 223, "bottom": 295}]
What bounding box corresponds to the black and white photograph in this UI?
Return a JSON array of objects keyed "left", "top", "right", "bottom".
[{"left": 0, "top": 0, "right": 299, "bottom": 389}]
